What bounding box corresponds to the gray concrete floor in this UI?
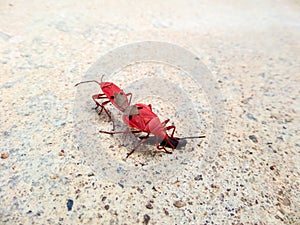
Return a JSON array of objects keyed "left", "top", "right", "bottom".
[{"left": 1, "top": 0, "right": 299, "bottom": 224}]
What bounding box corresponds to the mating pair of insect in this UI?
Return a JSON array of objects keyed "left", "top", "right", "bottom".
[{"left": 75, "top": 76, "right": 205, "bottom": 158}]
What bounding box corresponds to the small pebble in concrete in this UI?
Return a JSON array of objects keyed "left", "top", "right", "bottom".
[
  {"left": 194, "top": 174, "right": 203, "bottom": 181},
  {"left": 67, "top": 199, "right": 74, "bottom": 211},
  {"left": 1, "top": 152, "right": 9, "bottom": 159},
  {"left": 282, "top": 197, "right": 291, "bottom": 206},
  {"left": 58, "top": 150, "right": 64, "bottom": 156},
  {"left": 143, "top": 214, "right": 150, "bottom": 225},
  {"left": 163, "top": 208, "right": 169, "bottom": 216},
  {"left": 249, "top": 135, "right": 258, "bottom": 143},
  {"left": 173, "top": 200, "right": 186, "bottom": 208},
  {"left": 118, "top": 182, "right": 124, "bottom": 188},
  {"left": 145, "top": 202, "right": 153, "bottom": 209},
  {"left": 246, "top": 113, "right": 257, "bottom": 121}
]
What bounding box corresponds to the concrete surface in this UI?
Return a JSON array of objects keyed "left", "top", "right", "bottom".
[{"left": 0, "top": 0, "right": 299, "bottom": 224}]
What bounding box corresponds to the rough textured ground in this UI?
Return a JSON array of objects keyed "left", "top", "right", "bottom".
[{"left": 1, "top": 0, "right": 299, "bottom": 224}]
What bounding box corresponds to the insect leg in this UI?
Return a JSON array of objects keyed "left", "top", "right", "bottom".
[
  {"left": 156, "top": 141, "right": 173, "bottom": 154},
  {"left": 99, "top": 129, "right": 146, "bottom": 158},
  {"left": 161, "top": 119, "right": 176, "bottom": 137},
  {"left": 165, "top": 125, "right": 176, "bottom": 137},
  {"left": 127, "top": 133, "right": 150, "bottom": 158},
  {"left": 99, "top": 130, "right": 142, "bottom": 135},
  {"left": 97, "top": 100, "right": 111, "bottom": 117},
  {"left": 92, "top": 94, "right": 107, "bottom": 110},
  {"left": 161, "top": 119, "right": 170, "bottom": 127}
]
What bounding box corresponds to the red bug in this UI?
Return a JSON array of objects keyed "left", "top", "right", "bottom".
[
  {"left": 75, "top": 75, "right": 132, "bottom": 126},
  {"left": 100, "top": 103, "right": 205, "bottom": 158}
]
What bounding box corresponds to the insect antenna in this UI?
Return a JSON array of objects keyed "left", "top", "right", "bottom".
[
  {"left": 75, "top": 80, "right": 101, "bottom": 87},
  {"left": 178, "top": 135, "right": 205, "bottom": 140},
  {"left": 100, "top": 74, "right": 105, "bottom": 82}
]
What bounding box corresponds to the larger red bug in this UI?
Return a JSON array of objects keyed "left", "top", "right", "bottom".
[
  {"left": 100, "top": 103, "right": 205, "bottom": 158},
  {"left": 75, "top": 75, "right": 132, "bottom": 127}
]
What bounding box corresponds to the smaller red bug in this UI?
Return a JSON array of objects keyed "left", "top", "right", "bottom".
[
  {"left": 100, "top": 103, "right": 205, "bottom": 158},
  {"left": 75, "top": 75, "right": 132, "bottom": 127}
]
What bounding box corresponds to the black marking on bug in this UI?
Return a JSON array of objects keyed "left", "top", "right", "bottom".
[
  {"left": 137, "top": 106, "right": 143, "bottom": 110},
  {"left": 129, "top": 115, "right": 132, "bottom": 120}
]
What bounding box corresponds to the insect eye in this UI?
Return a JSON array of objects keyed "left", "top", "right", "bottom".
[
  {"left": 110, "top": 96, "right": 114, "bottom": 99},
  {"left": 137, "top": 106, "right": 143, "bottom": 110},
  {"left": 129, "top": 115, "right": 132, "bottom": 120}
]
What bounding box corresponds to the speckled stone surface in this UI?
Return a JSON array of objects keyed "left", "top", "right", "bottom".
[{"left": 1, "top": 1, "right": 299, "bottom": 224}]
